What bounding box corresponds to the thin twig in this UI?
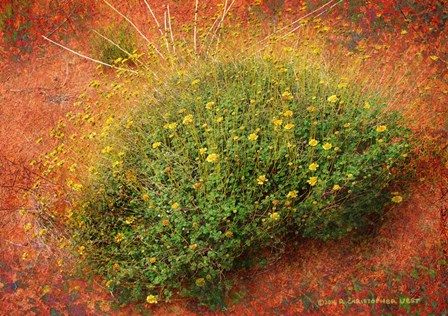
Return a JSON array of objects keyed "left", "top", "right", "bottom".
[
  {"left": 193, "top": 0, "right": 199, "bottom": 54},
  {"left": 167, "top": 5, "right": 176, "bottom": 53},
  {"left": 164, "top": 10, "right": 171, "bottom": 53},
  {"left": 42, "top": 35, "right": 139, "bottom": 74},
  {"left": 143, "top": 0, "right": 164, "bottom": 37}
]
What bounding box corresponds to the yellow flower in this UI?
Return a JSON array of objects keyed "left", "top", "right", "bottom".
[
  {"left": 332, "top": 184, "right": 341, "bottom": 191},
  {"left": 308, "top": 139, "right": 318, "bottom": 147},
  {"left": 284, "top": 123, "right": 294, "bottom": 130},
  {"left": 191, "top": 79, "right": 200, "bottom": 86},
  {"left": 257, "top": 175, "right": 268, "bottom": 185},
  {"left": 233, "top": 136, "right": 239, "bottom": 140},
  {"left": 344, "top": 123, "right": 351, "bottom": 128},
  {"left": 270, "top": 212, "right": 280, "bottom": 220},
  {"left": 364, "top": 102, "right": 371, "bottom": 109},
  {"left": 306, "top": 106, "right": 316, "bottom": 112},
  {"left": 281, "top": 91, "right": 294, "bottom": 101},
  {"left": 206, "top": 153, "right": 219, "bottom": 162},
  {"left": 146, "top": 295, "right": 158, "bottom": 304},
  {"left": 248, "top": 133, "right": 258, "bottom": 141},
  {"left": 189, "top": 243, "right": 198, "bottom": 250},
  {"left": 183, "top": 114, "right": 194, "bottom": 125},
  {"left": 199, "top": 148, "right": 207, "bottom": 155},
  {"left": 224, "top": 231, "right": 233, "bottom": 238},
  {"left": 400, "top": 29, "right": 407, "bottom": 35},
  {"left": 322, "top": 143, "right": 332, "bottom": 150},
  {"left": 338, "top": 82, "right": 348, "bottom": 89},
  {"left": 193, "top": 182, "right": 202, "bottom": 189},
  {"left": 101, "top": 146, "right": 113, "bottom": 154},
  {"left": 114, "top": 233, "right": 125, "bottom": 243},
  {"left": 347, "top": 174, "right": 354, "bottom": 179},
  {"left": 163, "top": 122, "right": 177, "bottom": 130},
  {"left": 308, "top": 162, "right": 319, "bottom": 171},
  {"left": 125, "top": 217, "right": 135, "bottom": 224},
  {"left": 142, "top": 194, "right": 150, "bottom": 201},
  {"left": 272, "top": 118, "right": 283, "bottom": 126},
  {"left": 206, "top": 101, "right": 215, "bottom": 109},
  {"left": 327, "top": 95, "right": 339, "bottom": 103},
  {"left": 149, "top": 257, "right": 157, "bottom": 263},
  {"left": 307, "top": 176, "right": 318, "bottom": 186},
  {"left": 376, "top": 125, "right": 387, "bottom": 132},
  {"left": 392, "top": 195, "right": 403, "bottom": 203},
  {"left": 24, "top": 223, "right": 32, "bottom": 233},
  {"left": 283, "top": 110, "right": 293, "bottom": 117},
  {"left": 287, "top": 190, "right": 298, "bottom": 198},
  {"left": 171, "top": 202, "right": 180, "bottom": 209},
  {"left": 152, "top": 142, "right": 161, "bottom": 149},
  {"left": 216, "top": 116, "right": 224, "bottom": 123},
  {"left": 195, "top": 278, "right": 206, "bottom": 287}
]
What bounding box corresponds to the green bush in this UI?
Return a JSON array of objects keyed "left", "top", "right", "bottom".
[
  {"left": 91, "top": 23, "right": 138, "bottom": 65},
  {"left": 71, "top": 57, "right": 412, "bottom": 306}
]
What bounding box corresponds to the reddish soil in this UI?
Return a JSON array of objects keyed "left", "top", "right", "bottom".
[{"left": 0, "top": 1, "right": 447, "bottom": 315}]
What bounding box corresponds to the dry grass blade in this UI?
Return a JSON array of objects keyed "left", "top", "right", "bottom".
[{"left": 194, "top": 0, "right": 199, "bottom": 54}]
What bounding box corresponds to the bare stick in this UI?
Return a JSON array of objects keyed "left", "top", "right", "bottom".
[
  {"left": 167, "top": 5, "right": 176, "bottom": 53},
  {"left": 42, "top": 35, "right": 139, "bottom": 74},
  {"left": 193, "top": 0, "right": 199, "bottom": 54},
  {"left": 164, "top": 10, "right": 171, "bottom": 53},
  {"left": 143, "top": 0, "right": 164, "bottom": 37},
  {"left": 103, "top": 0, "right": 164, "bottom": 59}
]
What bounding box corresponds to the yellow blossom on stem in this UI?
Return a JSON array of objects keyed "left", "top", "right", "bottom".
[
  {"left": 333, "top": 184, "right": 341, "bottom": 191},
  {"left": 392, "top": 196, "right": 403, "bottom": 203},
  {"left": 270, "top": 212, "right": 280, "bottom": 220},
  {"left": 308, "top": 163, "right": 319, "bottom": 171},
  {"left": 272, "top": 118, "right": 283, "bottom": 126},
  {"left": 257, "top": 175, "right": 268, "bottom": 185},
  {"left": 149, "top": 257, "right": 157, "bottom": 263},
  {"left": 322, "top": 143, "right": 332, "bottom": 150},
  {"left": 199, "top": 148, "right": 207, "bottom": 155},
  {"left": 152, "top": 142, "right": 161, "bottom": 149},
  {"left": 183, "top": 114, "right": 194, "bottom": 125},
  {"left": 146, "top": 295, "right": 158, "bottom": 304},
  {"left": 195, "top": 278, "right": 206, "bottom": 287},
  {"left": 206, "top": 153, "right": 219, "bottom": 162},
  {"left": 114, "top": 233, "right": 125, "bottom": 243},
  {"left": 309, "top": 139, "right": 318, "bottom": 147},
  {"left": 287, "top": 190, "right": 298, "bottom": 198},
  {"left": 376, "top": 125, "right": 387, "bottom": 132},
  {"left": 284, "top": 123, "right": 294, "bottom": 130},
  {"left": 206, "top": 101, "right": 215, "bottom": 109},
  {"left": 248, "top": 133, "right": 258, "bottom": 141},
  {"left": 171, "top": 202, "right": 180, "bottom": 209},
  {"left": 283, "top": 110, "right": 293, "bottom": 117},
  {"left": 307, "top": 176, "right": 318, "bottom": 186},
  {"left": 327, "top": 95, "right": 339, "bottom": 103}
]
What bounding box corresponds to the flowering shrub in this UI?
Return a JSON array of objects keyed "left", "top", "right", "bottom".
[{"left": 70, "top": 57, "right": 413, "bottom": 306}]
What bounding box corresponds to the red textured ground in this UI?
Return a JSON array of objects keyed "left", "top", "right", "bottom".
[{"left": 1, "top": 1, "right": 447, "bottom": 315}]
